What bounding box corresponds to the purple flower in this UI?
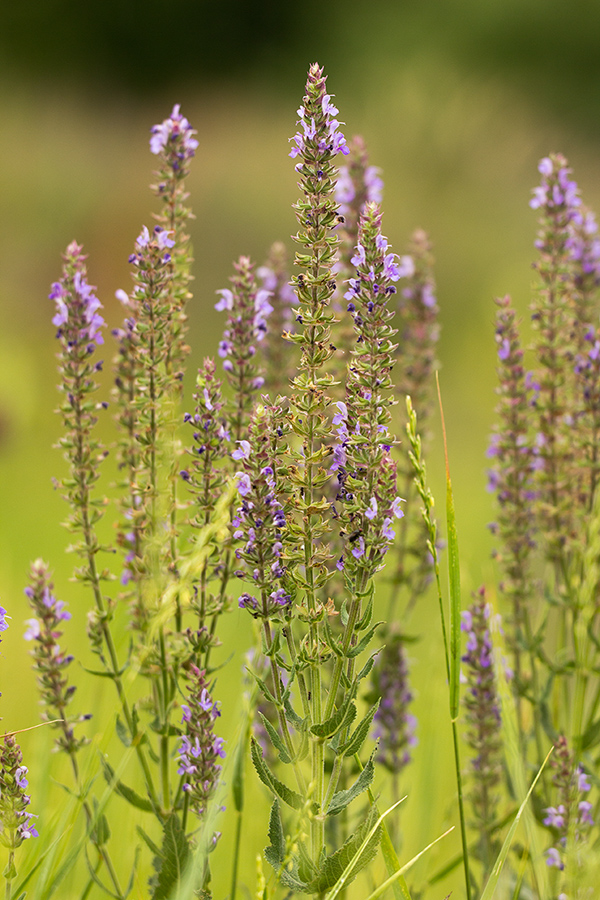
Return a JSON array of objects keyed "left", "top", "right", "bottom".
[
  {"left": 150, "top": 104, "right": 199, "bottom": 159},
  {"left": 177, "top": 666, "right": 224, "bottom": 819},
  {"left": 0, "top": 734, "right": 39, "bottom": 847},
  {"left": 545, "top": 847, "right": 564, "bottom": 870},
  {"left": 232, "top": 441, "right": 251, "bottom": 461},
  {"left": 372, "top": 629, "right": 416, "bottom": 774}
]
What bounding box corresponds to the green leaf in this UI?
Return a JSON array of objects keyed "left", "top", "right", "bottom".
[
  {"left": 340, "top": 701, "right": 380, "bottom": 758},
  {"left": 250, "top": 737, "right": 307, "bottom": 810},
  {"left": 346, "top": 621, "right": 382, "bottom": 659},
  {"left": 323, "top": 615, "right": 344, "bottom": 657},
  {"left": 136, "top": 825, "right": 162, "bottom": 859},
  {"left": 307, "top": 805, "right": 381, "bottom": 893},
  {"left": 580, "top": 715, "right": 600, "bottom": 751},
  {"left": 259, "top": 712, "right": 292, "bottom": 764},
  {"left": 479, "top": 750, "right": 552, "bottom": 900},
  {"left": 150, "top": 814, "right": 191, "bottom": 900},
  {"left": 115, "top": 715, "right": 131, "bottom": 747},
  {"left": 311, "top": 694, "right": 355, "bottom": 739},
  {"left": 283, "top": 698, "right": 305, "bottom": 730},
  {"left": 361, "top": 824, "right": 454, "bottom": 900},
  {"left": 327, "top": 751, "right": 376, "bottom": 816},
  {"left": 100, "top": 756, "right": 154, "bottom": 812},
  {"left": 355, "top": 650, "right": 379, "bottom": 685},
  {"left": 266, "top": 799, "right": 285, "bottom": 864}
]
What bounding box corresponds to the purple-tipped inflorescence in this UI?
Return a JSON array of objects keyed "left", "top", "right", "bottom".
[
  {"left": 372, "top": 628, "right": 417, "bottom": 775},
  {"left": 181, "top": 359, "right": 229, "bottom": 527},
  {"left": 543, "top": 736, "right": 594, "bottom": 873},
  {"left": 461, "top": 589, "right": 503, "bottom": 872},
  {"left": 257, "top": 243, "right": 297, "bottom": 396},
  {"left": 52, "top": 242, "right": 108, "bottom": 556},
  {"left": 529, "top": 154, "right": 582, "bottom": 560},
  {"left": 118, "top": 223, "right": 177, "bottom": 596},
  {"left": 24, "top": 560, "right": 87, "bottom": 755},
  {"left": 288, "top": 73, "right": 348, "bottom": 167},
  {"left": 177, "top": 666, "right": 225, "bottom": 819},
  {"left": 216, "top": 256, "right": 272, "bottom": 441},
  {"left": 150, "top": 105, "right": 197, "bottom": 384},
  {"left": 334, "top": 203, "right": 406, "bottom": 577},
  {"left": 0, "top": 734, "right": 39, "bottom": 852},
  {"left": 487, "top": 296, "right": 536, "bottom": 677},
  {"left": 232, "top": 406, "right": 290, "bottom": 619},
  {"left": 150, "top": 104, "right": 199, "bottom": 164}
]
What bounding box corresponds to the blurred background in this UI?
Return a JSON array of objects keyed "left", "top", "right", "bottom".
[{"left": 1, "top": 0, "right": 600, "bottom": 893}]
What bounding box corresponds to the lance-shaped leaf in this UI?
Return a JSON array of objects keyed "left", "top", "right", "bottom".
[
  {"left": 327, "top": 750, "right": 376, "bottom": 816},
  {"left": 150, "top": 814, "right": 191, "bottom": 900},
  {"left": 250, "top": 737, "right": 309, "bottom": 810},
  {"left": 339, "top": 700, "right": 380, "bottom": 758},
  {"left": 311, "top": 693, "right": 355, "bottom": 739}
]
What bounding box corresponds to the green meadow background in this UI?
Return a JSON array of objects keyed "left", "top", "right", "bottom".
[{"left": 1, "top": 1, "right": 599, "bottom": 895}]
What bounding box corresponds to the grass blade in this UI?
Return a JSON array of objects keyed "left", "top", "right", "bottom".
[
  {"left": 324, "top": 798, "right": 406, "bottom": 900},
  {"left": 479, "top": 748, "right": 552, "bottom": 900},
  {"left": 362, "top": 826, "right": 455, "bottom": 900}
]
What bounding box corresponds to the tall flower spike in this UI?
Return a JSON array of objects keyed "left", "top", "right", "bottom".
[
  {"left": 336, "top": 203, "right": 407, "bottom": 578},
  {"left": 51, "top": 242, "right": 109, "bottom": 572},
  {"left": 0, "top": 734, "right": 39, "bottom": 884},
  {"left": 125, "top": 223, "right": 176, "bottom": 591},
  {"left": 112, "top": 290, "right": 143, "bottom": 592},
  {"left": 181, "top": 360, "right": 231, "bottom": 638},
  {"left": 232, "top": 406, "right": 290, "bottom": 620},
  {"left": 24, "top": 560, "right": 87, "bottom": 755},
  {"left": 487, "top": 296, "right": 536, "bottom": 683},
  {"left": 529, "top": 154, "right": 581, "bottom": 562},
  {"left": 216, "top": 256, "right": 271, "bottom": 442},
  {"left": 461, "top": 589, "right": 504, "bottom": 878},
  {"left": 285, "top": 63, "right": 350, "bottom": 598},
  {"left": 150, "top": 104, "right": 198, "bottom": 385},
  {"left": 177, "top": 666, "right": 225, "bottom": 821}
]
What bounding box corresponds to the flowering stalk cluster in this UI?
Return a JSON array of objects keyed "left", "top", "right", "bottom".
[
  {"left": 24, "top": 560, "right": 86, "bottom": 756},
  {"left": 0, "top": 734, "right": 38, "bottom": 886},
  {"left": 487, "top": 295, "right": 536, "bottom": 683},
  {"left": 285, "top": 64, "right": 349, "bottom": 855},
  {"left": 460, "top": 590, "right": 503, "bottom": 878},
  {"left": 335, "top": 202, "right": 407, "bottom": 581},
  {"left": 178, "top": 666, "right": 225, "bottom": 824},
  {"left": 529, "top": 154, "right": 581, "bottom": 562},
  {"left": 51, "top": 241, "right": 107, "bottom": 569},
  {"left": 232, "top": 406, "right": 289, "bottom": 620},
  {"left": 180, "top": 360, "right": 230, "bottom": 639},
  {"left": 150, "top": 103, "right": 198, "bottom": 384},
  {"left": 216, "top": 257, "right": 272, "bottom": 441}
]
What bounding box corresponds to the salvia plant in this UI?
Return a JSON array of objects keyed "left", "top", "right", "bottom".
[{"left": 3, "top": 62, "right": 600, "bottom": 900}]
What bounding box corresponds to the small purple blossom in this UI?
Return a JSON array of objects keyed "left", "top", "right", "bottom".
[
  {"left": 150, "top": 104, "right": 198, "bottom": 159},
  {"left": 177, "top": 666, "right": 224, "bottom": 820}
]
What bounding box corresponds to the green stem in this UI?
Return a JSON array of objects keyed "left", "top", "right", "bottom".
[
  {"left": 451, "top": 718, "right": 472, "bottom": 900},
  {"left": 230, "top": 810, "right": 243, "bottom": 900}
]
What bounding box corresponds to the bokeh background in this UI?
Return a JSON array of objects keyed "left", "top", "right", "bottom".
[{"left": 1, "top": 1, "right": 600, "bottom": 894}]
